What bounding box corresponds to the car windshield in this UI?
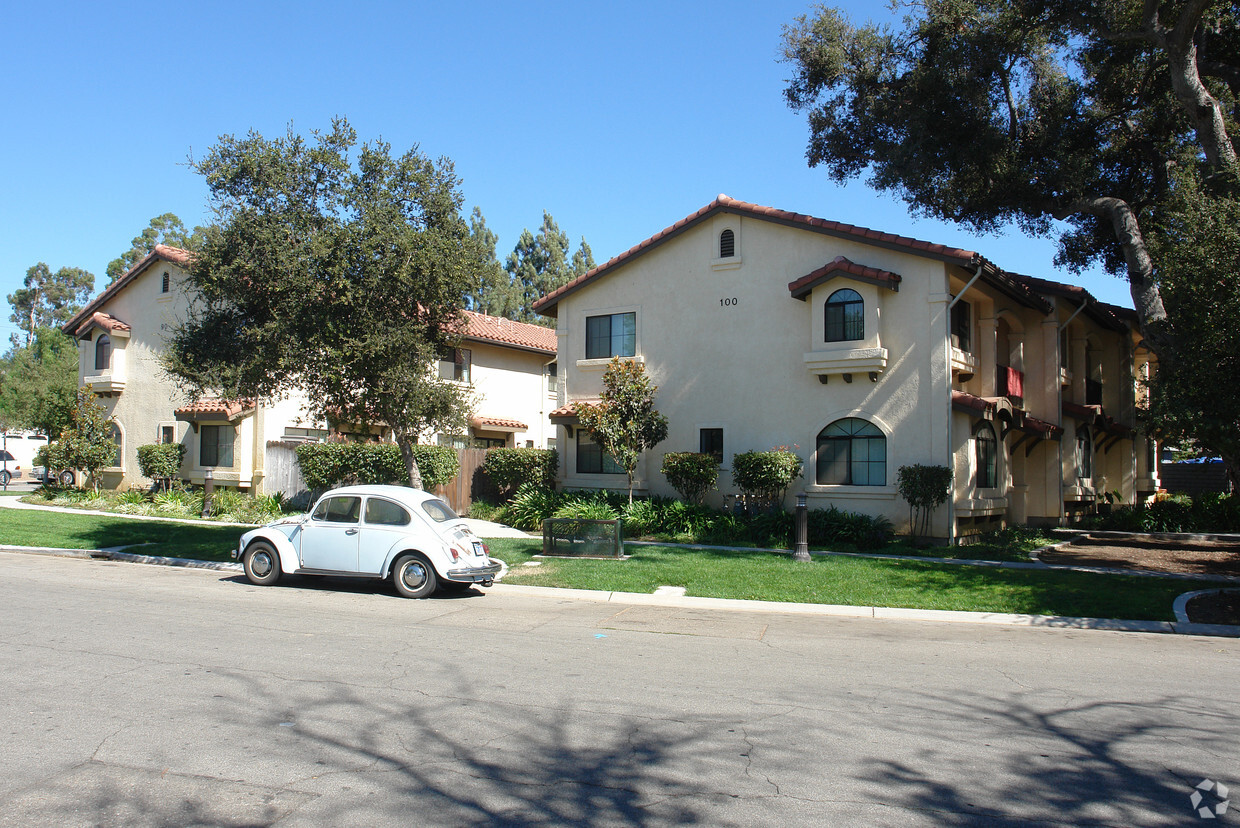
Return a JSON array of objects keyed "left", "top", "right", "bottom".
[{"left": 421, "top": 498, "right": 458, "bottom": 523}]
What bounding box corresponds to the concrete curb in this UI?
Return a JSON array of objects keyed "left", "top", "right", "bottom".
[
  {"left": 487, "top": 583, "right": 1238, "bottom": 637},
  {"left": 4, "top": 540, "right": 1238, "bottom": 639}
]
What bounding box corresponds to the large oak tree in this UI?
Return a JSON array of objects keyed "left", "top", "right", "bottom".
[{"left": 164, "top": 119, "right": 479, "bottom": 489}]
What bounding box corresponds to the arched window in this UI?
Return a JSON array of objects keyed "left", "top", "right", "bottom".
[
  {"left": 974, "top": 421, "right": 997, "bottom": 489},
  {"left": 1076, "top": 429, "right": 1092, "bottom": 481},
  {"left": 161, "top": 271, "right": 170, "bottom": 293},
  {"left": 95, "top": 335, "right": 112, "bottom": 371},
  {"left": 719, "top": 228, "right": 735, "bottom": 258},
  {"left": 816, "top": 418, "right": 886, "bottom": 485},
  {"left": 825, "top": 289, "right": 864, "bottom": 342}
]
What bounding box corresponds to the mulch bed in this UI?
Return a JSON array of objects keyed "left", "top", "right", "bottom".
[
  {"left": 1040, "top": 535, "right": 1240, "bottom": 625},
  {"left": 1185, "top": 590, "right": 1240, "bottom": 626}
]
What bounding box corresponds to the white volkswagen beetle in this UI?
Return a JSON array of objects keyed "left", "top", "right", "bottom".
[{"left": 234, "top": 485, "right": 506, "bottom": 598}]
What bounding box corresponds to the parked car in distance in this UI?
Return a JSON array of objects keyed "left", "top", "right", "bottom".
[
  {"left": 0, "top": 450, "right": 22, "bottom": 485},
  {"left": 235, "top": 485, "right": 506, "bottom": 598}
]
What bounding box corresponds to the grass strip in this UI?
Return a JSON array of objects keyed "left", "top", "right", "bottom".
[
  {"left": 0, "top": 508, "right": 241, "bottom": 562},
  {"left": 485, "top": 538, "right": 1190, "bottom": 622}
]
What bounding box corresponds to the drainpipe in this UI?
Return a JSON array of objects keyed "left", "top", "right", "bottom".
[
  {"left": 943, "top": 263, "right": 985, "bottom": 546},
  {"left": 1057, "top": 297, "right": 1089, "bottom": 331}
]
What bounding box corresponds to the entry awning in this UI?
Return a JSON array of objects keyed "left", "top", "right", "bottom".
[
  {"left": 174, "top": 398, "right": 255, "bottom": 424},
  {"left": 471, "top": 416, "right": 527, "bottom": 433}
]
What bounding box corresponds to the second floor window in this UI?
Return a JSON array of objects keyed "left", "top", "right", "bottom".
[
  {"left": 547, "top": 362, "right": 559, "bottom": 394},
  {"left": 438, "top": 347, "right": 471, "bottom": 383},
  {"left": 95, "top": 334, "right": 112, "bottom": 371},
  {"left": 586, "top": 312, "right": 635, "bottom": 359},
  {"left": 1076, "top": 430, "right": 1092, "bottom": 481},
  {"left": 951, "top": 300, "right": 971, "bottom": 352},
  {"left": 825, "top": 289, "right": 864, "bottom": 342}
]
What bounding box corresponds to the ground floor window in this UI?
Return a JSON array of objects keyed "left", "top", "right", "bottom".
[
  {"left": 576, "top": 431, "right": 624, "bottom": 474},
  {"left": 974, "top": 421, "right": 997, "bottom": 489},
  {"left": 816, "top": 418, "right": 886, "bottom": 485},
  {"left": 1076, "top": 429, "right": 1092, "bottom": 481},
  {"left": 201, "top": 424, "right": 234, "bottom": 467},
  {"left": 110, "top": 423, "right": 123, "bottom": 467},
  {"left": 699, "top": 428, "right": 723, "bottom": 464}
]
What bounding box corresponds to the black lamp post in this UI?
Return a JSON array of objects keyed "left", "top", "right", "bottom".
[{"left": 792, "top": 492, "right": 811, "bottom": 562}]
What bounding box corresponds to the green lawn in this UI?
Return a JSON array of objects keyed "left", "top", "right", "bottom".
[
  {"left": 484, "top": 538, "right": 1193, "bottom": 622},
  {"left": 0, "top": 509, "right": 241, "bottom": 562},
  {"left": 0, "top": 509, "right": 1197, "bottom": 622}
]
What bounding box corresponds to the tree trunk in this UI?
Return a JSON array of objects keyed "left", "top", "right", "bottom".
[
  {"left": 1221, "top": 452, "right": 1240, "bottom": 495},
  {"left": 1163, "top": 10, "right": 1237, "bottom": 170},
  {"left": 395, "top": 433, "right": 424, "bottom": 490}
]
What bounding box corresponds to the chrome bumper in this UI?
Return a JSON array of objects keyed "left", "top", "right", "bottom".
[{"left": 445, "top": 559, "right": 505, "bottom": 583}]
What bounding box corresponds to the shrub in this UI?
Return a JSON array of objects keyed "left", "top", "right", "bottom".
[
  {"left": 137, "top": 443, "right": 186, "bottom": 483},
  {"left": 553, "top": 499, "right": 620, "bottom": 521},
  {"left": 896, "top": 464, "right": 952, "bottom": 539},
  {"left": 747, "top": 511, "right": 795, "bottom": 548},
  {"left": 467, "top": 498, "right": 505, "bottom": 522},
  {"left": 621, "top": 499, "right": 659, "bottom": 537},
  {"left": 482, "top": 448, "right": 558, "bottom": 495},
  {"left": 806, "top": 506, "right": 894, "bottom": 549},
  {"left": 294, "top": 442, "right": 459, "bottom": 491},
  {"left": 660, "top": 452, "right": 719, "bottom": 504},
  {"left": 506, "top": 483, "right": 562, "bottom": 531},
  {"left": 731, "top": 449, "right": 804, "bottom": 507}
]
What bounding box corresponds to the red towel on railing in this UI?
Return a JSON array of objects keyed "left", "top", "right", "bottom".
[{"left": 999, "top": 365, "right": 1024, "bottom": 399}]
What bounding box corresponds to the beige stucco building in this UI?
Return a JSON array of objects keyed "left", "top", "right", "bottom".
[
  {"left": 534, "top": 196, "right": 1155, "bottom": 539},
  {"left": 62, "top": 246, "right": 558, "bottom": 494}
]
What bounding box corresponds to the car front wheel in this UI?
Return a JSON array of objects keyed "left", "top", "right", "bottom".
[
  {"left": 0, "top": 471, "right": 10, "bottom": 486},
  {"left": 58, "top": 470, "right": 75, "bottom": 486},
  {"left": 243, "top": 541, "right": 282, "bottom": 587},
  {"left": 393, "top": 554, "right": 437, "bottom": 599}
]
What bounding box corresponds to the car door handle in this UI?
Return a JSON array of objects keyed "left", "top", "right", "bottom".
[{"left": 345, "top": 528, "right": 359, "bottom": 535}]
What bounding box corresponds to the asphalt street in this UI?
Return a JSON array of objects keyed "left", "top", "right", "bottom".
[{"left": 0, "top": 550, "right": 1236, "bottom": 827}]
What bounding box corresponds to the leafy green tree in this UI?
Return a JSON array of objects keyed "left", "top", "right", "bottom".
[
  {"left": 504, "top": 212, "right": 595, "bottom": 325},
  {"left": 896, "top": 464, "right": 953, "bottom": 541},
  {"left": 106, "top": 213, "right": 203, "bottom": 283},
  {"left": 163, "top": 118, "right": 477, "bottom": 489},
  {"left": 1145, "top": 167, "right": 1240, "bottom": 485},
  {"left": 781, "top": 1, "right": 1237, "bottom": 362},
  {"left": 0, "top": 327, "right": 79, "bottom": 438},
  {"left": 573, "top": 357, "right": 668, "bottom": 503},
  {"left": 51, "top": 387, "right": 117, "bottom": 491},
  {"left": 7, "top": 263, "right": 94, "bottom": 347}
]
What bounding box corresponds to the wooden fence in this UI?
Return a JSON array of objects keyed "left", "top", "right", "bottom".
[
  {"left": 433, "top": 447, "right": 496, "bottom": 515},
  {"left": 262, "top": 443, "right": 495, "bottom": 515}
]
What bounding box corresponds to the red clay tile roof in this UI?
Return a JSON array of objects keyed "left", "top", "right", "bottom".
[
  {"left": 533, "top": 195, "right": 1050, "bottom": 316},
  {"left": 1020, "top": 415, "right": 1065, "bottom": 439},
  {"left": 459, "top": 310, "right": 556, "bottom": 354},
  {"left": 470, "top": 416, "right": 528, "bottom": 431},
  {"left": 1010, "top": 273, "right": 1130, "bottom": 332},
  {"left": 549, "top": 400, "right": 599, "bottom": 421},
  {"left": 74, "top": 312, "right": 131, "bottom": 337},
  {"left": 788, "top": 256, "right": 902, "bottom": 300},
  {"left": 63, "top": 245, "right": 192, "bottom": 336},
  {"left": 173, "top": 398, "right": 255, "bottom": 422}
]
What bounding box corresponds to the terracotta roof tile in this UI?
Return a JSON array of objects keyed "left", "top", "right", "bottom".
[
  {"left": 458, "top": 310, "right": 556, "bottom": 354},
  {"left": 533, "top": 195, "right": 1049, "bottom": 315},
  {"left": 74, "top": 311, "right": 131, "bottom": 337},
  {"left": 63, "top": 245, "right": 192, "bottom": 335},
  {"left": 788, "top": 256, "right": 902, "bottom": 300},
  {"left": 549, "top": 399, "right": 600, "bottom": 420},
  {"left": 173, "top": 398, "right": 255, "bottom": 422},
  {"left": 470, "top": 416, "right": 528, "bottom": 431},
  {"left": 1010, "top": 273, "right": 1129, "bottom": 332}
]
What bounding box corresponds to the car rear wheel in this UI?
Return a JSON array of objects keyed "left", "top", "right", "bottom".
[
  {"left": 393, "top": 554, "right": 437, "bottom": 599},
  {"left": 243, "top": 541, "right": 281, "bottom": 587},
  {"left": 0, "top": 471, "right": 10, "bottom": 486},
  {"left": 58, "top": 470, "right": 75, "bottom": 487}
]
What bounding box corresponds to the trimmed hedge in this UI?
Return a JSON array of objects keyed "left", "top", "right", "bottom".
[
  {"left": 294, "top": 442, "right": 459, "bottom": 491},
  {"left": 137, "top": 443, "right": 186, "bottom": 481},
  {"left": 731, "top": 449, "right": 804, "bottom": 506},
  {"left": 660, "top": 452, "right": 719, "bottom": 504},
  {"left": 482, "top": 447, "right": 558, "bottom": 493}
]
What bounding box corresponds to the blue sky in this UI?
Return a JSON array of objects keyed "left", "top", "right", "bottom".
[{"left": 0, "top": 0, "right": 1132, "bottom": 345}]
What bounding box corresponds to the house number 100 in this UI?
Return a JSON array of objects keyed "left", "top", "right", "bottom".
[{"left": 720, "top": 297, "right": 738, "bottom": 306}]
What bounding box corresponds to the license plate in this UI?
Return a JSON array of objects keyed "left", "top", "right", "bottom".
[{"left": 472, "top": 541, "right": 486, "bottom": 557}]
